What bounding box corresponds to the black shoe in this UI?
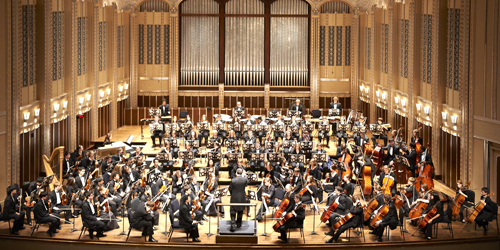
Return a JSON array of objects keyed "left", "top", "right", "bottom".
[
  {"left": 65, "top": 221, "right": 73, "bottom": 224},
  {"left": 149, "top": 237, "right": 158, "bottom": 242},
  {"left": 58, "top": 226, "right": 61, "bottom": 230},
  {"left": 281, "top": 240, "right": 289, "bottom": 244},
  {"left": 11, "top": 231, "right": 19, "bottom": 235},
  {"left": 230, "top": 224, "right": 236, "bottom": 232},
  {"left": 54, "top": 230, "right": 59, "bottom": 233},
  {"left": 374, "top": 238, "right": 383, "bottom": 242},
  {"left": 193, "top": 238, "right": 201, "bottom": 242},
  {"left": 369, "top": 231, "right": 375, "bottom": 234},
  {"left": 203, "top": 216, "right": 208, "bottom": 221},
  {"left": 278, "top": 236, "right": 282, "bottom": 240},
  {"left": 27, "top": 222, "right": 32, "bottom": 226},
  {"left": 20, "top": 226, "right": 26, "bottom": 230},
  {"left": 237, "top": 223, "right": 242, "bottom": 228},
  {"left": 326, "top": 238, "right": 335, "bottom": 243},
  {"left": 221, "top": 213, "right": 225, "bottom": 218},
  {"left": 325, "top": 231, "right": 334, "bottom": 236},
  {"left": 96, "top": 233, "right": 107, "bottom": 238},
  {"left": 401, "top": 229, "right": 409, "bottom": 234},
  {"left": 89, "top": 233, "right": 94, "bottom": 239},
  {"left": 47, "top": 231, "right": 55, "bottom": 237},
  {"left": 247, "top": 212, "right": 251, "bottom": 217},
  {"left": 199, "top": 221, "right": 204, "bottom": 226},
  {"left": 484, "top": 226, "right": 488, "bottom": 235}
]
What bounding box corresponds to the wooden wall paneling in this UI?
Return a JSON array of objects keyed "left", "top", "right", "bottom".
[
  {"left": 125, "top": 107, "right": 132, "bottom": 125},
  {"left": 131, "top": 107, "right": 138, "bottom": 126}
]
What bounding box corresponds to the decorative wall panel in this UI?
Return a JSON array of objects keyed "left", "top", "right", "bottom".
[
  {"left": 155, "top": 25, "right": 161, "bottom": 64},
  {"left": 422, "top": 14, "right": 432, "bottom": 84},
  {"left": 164, "top": 25, "right": 169, "bottom": 64},
  {"left": 147, "top": 24, "right": 153, "bottom": 64},
  {"left": 328, "top": 26, "right": 334, "bottom": 66},
  {"left": 99, "top": 22, "right": 103, "bottom": 71},
  {"left": 345, "top": 26, "right": 350, "bottom": 66},
  {"left": 319, "top": 26, "right": 325, "bottom": 66},
  {"left": 336, "top": 26, "right": 342, "bottom": 66},
  {"left": 139, "top": 24, "right": 144, "bottom": 64}
]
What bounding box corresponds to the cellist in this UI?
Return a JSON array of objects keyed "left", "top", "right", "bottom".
[
  {"left": 324, "top": 186, "right": 349, "bottom": 236},
  {"left": 420, "top": 193, "right": 444, "bottom": 240},
  {"left": 475, "top": 187, "right": 497, "bottom": 235},
  {"left": 371, "top": 194, "right": 398, "bottom": 242},
  {"left": 455, "top": 180, "right": 473, "bottom": 223},
  {"left": 278, "top": 194, "right": 305, "bottom": 244},
  {"left": 378, "top": 165, "right": 398, "bottom": 196},
  {"left": 326, "top": 196, "right": 365, "bottom": 243}
]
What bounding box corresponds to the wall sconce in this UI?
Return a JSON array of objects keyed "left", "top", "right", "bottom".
[
  {"left": 78, "top": 97, "right": 84, "bottom": 105},
  {"left": 394, "top": 96, "right": 399, "bottom": 104},
  {"left": 34, "top": 109, "right": 40, "bottom": 117},
  {"left": 360, "top": 86, "right": 364, "bottom": 93},
  {"left": 376, "top": 90, "right": 380, "bottom": 98},
  {"left": 106, "top": 88, "right": 111, "bottom": 96},
  {"left": 62, "top": 100, "right": 68, "bottom": 109},
  {"left": 451, "top": 115, "right": 458, "bottom": 125},
  {"left": 441, "top": 111, "right": 447, "bottom": 121},
  {"left": 86, "top": 94, "right": 92, "bottom": 102},
  {"left": 99, "top": 90, "right": 105, "bottom": 98},
  {"left": 365, "top": 87, "right": 369, "bottom": 94},
  {"left": 381, "top": 92, "right": 386, "bottom": 100},
  {"left": 416, "top": 103, "right": 421, "bottom": 111},
  {"left": 423, "top": 106, "right": 430, "bottom": 116},
  {"left": 53, "top": 103, "right": 60, "bottom": 115},
  {"left": 118, "top": 86, "right": 123, "bottom": 92},
  {"left": 401, "top": 99, "right": 407, "bottom": 107},
  {"left": 124, "top": 83, "right": 129, "bottom": 90},
  {"left": 23, "top": 112, "right": 30, "bottom": 122}
]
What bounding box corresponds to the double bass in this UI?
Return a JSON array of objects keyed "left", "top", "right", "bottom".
[
  {"left": 414, "top": 144, "right": 434, "bottom": 191},
  {"left": 466, "top": 192, "right": 495, "bottom": 224},
  {"left": 342, "top": 152, "right": 353, "bottom": 179},
  {"left": 451, "top": 181, "right": 471, "bottom": 217},
  {"left": 360, "top": 146, "right": 373, "bottom": 196},
  {"left": 272, "top": 203, "right": 306, "bottom": 232}
]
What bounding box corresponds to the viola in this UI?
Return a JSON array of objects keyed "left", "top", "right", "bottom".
[
  {"left": 363, "top": 197, "right": 379, "bottom": 222},
  {"left": 408, "top": 188, "right": 433, "bottom": 222},
  {"left": 451, "top": 182, "right": 471, "bottom": 217},
  {"left": 272, "top": 203, "right": 305, "bottom": 232},
  {"left": 48, "top": 199, "right": 52, "bottom": 214},
  {"left": 140, "top": 176, "right": 147, "bottom": 188},
  {"left": 466, "top": 192, "right": 495, "bottom": 224},
  {"left": 274, "top": 196, "right": 290, "bottom": 219},
  {"left": 25, "top": 196, "right": 34, "bottom": 208},
  {"left": 85, "top": 178, "right": 91, "bottom": 190},
  {"left": 61, "top": 192, "right": 68, "bottom": 206}
]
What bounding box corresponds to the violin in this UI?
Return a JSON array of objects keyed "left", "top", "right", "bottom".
[
  {"left": 408, "top": 188, "right": 434, "bottom": 222},
  {"left": 61, "top": 192, "right": 69, "bottom": 206},
  {"left": 48, "top": 199, "right": 52, "bottom": 214},
  {"left": 85, "top": 178, "right": 91, "bottom": 190},
  {"left": 140, "top": 176, "right": 147, "bottom": 188},
  {"left": 272, "top": 203, "right": 305, "bottom": 232},
  {"left": 466, "top": 192, "right": 495, "bottom": 224},
  {"left": 451, "top": 181, "right": 471, "bottom": 217}
]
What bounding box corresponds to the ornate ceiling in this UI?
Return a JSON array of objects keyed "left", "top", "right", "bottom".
[{"left": 102, "top": 0, "right": 389, "bottom": 12}]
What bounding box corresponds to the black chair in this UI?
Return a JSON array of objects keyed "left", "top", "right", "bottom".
[
  {"left": 30, "top": 219, "right": 53, "bottom": 237},
  {"left": 347, "top": 220, "right": 366, "bottom": 242},
  {"left": 311, "top": 110, "right": 321, "bottom": 119},
  {"left": 166, "top": 199, "right": 189, "bottom": 242},
  {"left": 179, "top": 111, "right": 189, "bottom": 123},
  {"left": 287, "top": 225, "right": 306, "bottom": 243},
  {"left": 78, "top": 221, "right": 100, "bottom": 240},
  {"left": 126, "top": 208, "right": 147, "bottom": 242},
  {"left": 0, "top": 204, "right": 13, "bottom": 233},
  {"left": 434, "top": 206, "right": 454, "bottom": 239},
  {"left": 271, "top": 188, "right": 285, "bottom": 212}
]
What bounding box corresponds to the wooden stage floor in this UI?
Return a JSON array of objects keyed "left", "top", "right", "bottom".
[{"left": 3, "top": 125, "right": 495, "bottom": 247}]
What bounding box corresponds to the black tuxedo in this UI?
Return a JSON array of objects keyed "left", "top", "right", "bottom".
[
  {"left": 159, "top": 104, "right": 170, "bottom": 116},
  {"left": 49, "top": 190, "right": 71, "bottom": 221},
  {"left": 404, "top": 149, "right": 418, "bottom": 176},
  {"left": 2, "top": 195, "right": 25, "bottom": 232},
  {"left": 229, "top": 176, "right": 248, "bottom": 227},
  {"left": 289, "top": 104, "right": 304, "bottom": 113},
  {"left": 373, "top": 201, "right": 399, "bottom": 238},
  {"left": 33, "top": 199, "right": 59, "bottom": 233},
  {"left": 279, "top": 202, "right": 305, "bottom": 241},
  {"left": 81, "top": 200, "right": 105, "bottom": 234},
  {"left": 383, "top": 144, "right": 399, "bottom": 165},
  {"left": 179, "top": 203, "right": 200, "bottom": 239},
  {"left": 329, "top": 102, "right": 342, "bottom": 114},
  {"left": 131, "top": 203, "right": 154, "bottom": 237}
]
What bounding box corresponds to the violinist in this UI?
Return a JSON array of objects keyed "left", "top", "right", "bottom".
[
  {"left": 278, "top": 194, "right": 305, "bottom": 244},
  {"left": 169, "top": 130, "right": 180, "bottom": 158},
  {"left": 33, "top": 191, "right": 59, "bottom": 237},
  {"left": 81, "top": 191, "right": 106, "bottom": 239},
  {"left": 383, "top": 139, "right": 399, "bottom": 166},
  {"left": 277, "top": 157, "right": 291, "bottom": 186},
  {"left": 255, "top": 177, "right": 276, "bottom": 222},
  {"left": 131, "top": 201, "right": 157, "bottom": 242},
  {"left": 325, "top": 186, "right": 349, "bottom": 235},
  {"left": 215, "top": 115, "right": 228, "bottom": 145},
  {"left": 113, "top": 148, "right": 126, "bottom": 163},
  {"left": 371, "top": 194, "right": 398, "bottom": 242},
  {"left": 245, "top": 130, "right": 257, "bottom": 145},
  {"left": 183, "top": 184, "right": 205, "bottom": 223},
  {"left": 263, "top": 132, "right": 275, "bottom": 150},
  {"left": 326, "top": 197, "right": 364, "bottom": 243},
  {"left": 130, "top": 146, "right": 144, "bottom": 158},
  {"left": 274, "top": 115, "right": 286, "bottom": 142},
  {"left": 371, "top": 117, "right": 388, "bottom": 146},
  {"left": 456, "top": 180, "right": 473, "bottom": 223},
  {"left": 317, "top": 116, "right": 330, "bottom": 148},
  {"left": 198, "top": 114, "right": 210, "bottom": 146},
  {"left": 96, "top": 186, "right": 120, "bottom": 231},
  {"left": 233, "top": 117, "right": 242, "bottom": 140},
  {"left": 332, "top": 144, "right": 349, "bottom": 177},
  {"left": 123, "top": 166, "right": 140, "bottom": 191},
  {"left": 475, "top": 187, "right": 497, "bottom": 235},
  {"left": 183, "top": 115, "right": 193, "bottom": 139},
  {"left": 3, "top": 185, "right": 26, "bottom": 235},
  {"left": 257, "top": 115, "right": 269, "bottom": 145},
  {"left": 202, "top": 174, "right": 223, "bottom": 217},
  {"left": 307, "top": 159, "right": 322, "bottom": 181},
  {"left": 378, "top": 165, "right": 398, "bottom": 196},
  {"left": 49, "top": 182, "right": 73, "bottom": 223},
  {"left": 417, "top": 145, "right": 434, "bottom": 178},
  {"left": 411, "top": 129, "right": 423, "bottom": 145},
  {"left": 179, "top": 195, "right": 201, "bottom": 242},
  {"left": 75, "top": 168, "right": 88, "bottom": 190},
  {"left": 159, "top": 143, "right": 174, "bottom": 172},
  {"left": 290, "top": 167, "right": 303, "bottom": 194},
  {"left": 108, "top": 173, "right": 125, "bottom": 201},
  {"left": 101, "top": 156, "right": 114, "bottom": 184},
  {"left": 289, "top": 143, "right": 305, "bottom": 173},
  {"left": 154, "top": 172, "right": 172, "bottom": 212},
  {"left": 312, "top": 144, "right": 327, "bottom": 176},
  {"left": 71, "top": 145, "right": 84, "bottom": 165},
  {"left": 65, "top": 177, "right": 83, "bottom": 217},
  {"left": 148, "top": 159, "right": 163, "bottom": 186},
  {"left": 206, "top": 159, "right": 220, "bottom": 178},
  {"left": 250, "top": 142, "right": 265, "bottom": 172},
  {"left": 268, "top": 142, "right": 282, "bottom": 168},
  {"left": 262, "top": 161, "right": 275, "bottom": 183},
  {"left": 341, "top": 174, "right": 355, "bottom": 197},
  {"left": 403, "top": 142, "right": 418, "bottom": 177},
  {"left": 28, "top": 177, "right": 44, "bottom": 196},
  {"left": 80, "top": 150, "right": 98, "bottom": 172},
  {"left": 301, "top": 176, "right": 318, "bottom": 204},
  {"left": 172, "top": 170, "right": 184, "bottom": 196}
]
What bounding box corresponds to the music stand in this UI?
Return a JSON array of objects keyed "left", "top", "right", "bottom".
[
  {"left": 197, "top": 122, "right": 210, "bottom": 131},
  {"left": 246, "top": 172, "right": 259, "bottom": 182},
  {"left": 250, "top": 153, "right": 266, "bottom": 162},
  {"left": 207, "top": 139, "right": 218, "bottom": 149},
  {"left": 233, "top": 110, "right": 245, "bottom": 118},
  {"left": 179, "top": 151, "right": 195, "bottom": 161},
  {"left": 149, "top": 109, "right": 160, "bottom": 117},
  {"left": 213, "top": 123, "right": 225, "bottom": 131},
  {"left": 264, "top": 141, "right": 275, "bottom": 150},
  {"left": 312, "top": 153, "right": 327, "bottom": 163},
  {"left": 242, "top": 143, "right": 255, "bottom": 152},
  {"left": 228, "top": 123, "right": 241, "bottom": 132},
  {"left": 243, "top": 124, "right": 256, "bottom": 132},
  {"left": 208, "top": 152, "right": 222, "bottom": 162},
  {"left": 267, "top": 153, "right": 283, "bottom": 162},
  {"left": 329, "top": 109, "right": 341, "bottom": 116},
  {"left": 302, "top": 123, "right": 314, "bottom": 133},
  {"left": 185, "top": 140, "right": 199, "bottom": 148},
  {"left": 290, "top": 154, "right": 306, "bottom": 164},
  {"left": 164, "top": 138, "right": 179, "bottom": 148},
  {"left": 224, "top": 139, "right": 238, "bottom": 148},
  {"left": 199, "top": 167, "right": 215, "bottom": 178},
  {"left": 300, "top": 141, "right": 314, "bottom": 150},
  {"left": 289, "top": 125, "right": 300, "bottom": 133},
  {"left": 247, "top": 190, "right": 258, "bottom": 201},
  {"left": 287, "top": 110, "right": 301, "bottom": 117},
  {"left": 268, "top": 110, "right": 281, "bottom": 118},
  {"left": 227, "top": 153, "right": 242, "bottom": 162},
  {"left": 282, "top": 140, "right": 295, "bottom": 149},
  {"left": 318, "top": 124, "right": 329, "bottom": 132}
]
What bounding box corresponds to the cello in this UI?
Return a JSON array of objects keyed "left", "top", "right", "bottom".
[
  {"left": 274, "top": 196, "right": 290, "bottom": 219},
  {"left": 451, "top": 181, "right": 471, "bottom": 217},
  {"left": 466, "top": 192, "right": 495, "bottom": 224},
  {"left": 417, "top": 203, "right": 439, "bottom": 230},
  {"left": 273, "top": 203, "right": 306, "bottom": 232},
  {"left": 363, "top": 197, "right": 380, "bottom": 222},
  {"left": 371, "top": 144, "right": 385, "bottom": 174},
  {"left": 408, "top": 188, "right": 434, "bottom": 222},
  {"left": 320, "top": 190, "right": 348, "bottom": 223},
  {"left": 414, "top": 144, "right": 434, "bottom": 191},
  {"left": 341, "top": 152, "right": 353, "bottom": 179},
  {"left": 359, "top": 147, "right": 373, "bottom": 196},
  {"left": 370, "top": 196, "right": 397, "bottom": 228},
  {"left": 381, "top": 170, "right": 395, "bottom": 195}
]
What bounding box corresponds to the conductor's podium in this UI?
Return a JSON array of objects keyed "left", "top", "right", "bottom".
[{"left": 216, "top": 203, "right": 258, "bottom": 244}]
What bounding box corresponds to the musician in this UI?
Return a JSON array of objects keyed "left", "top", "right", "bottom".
[
  {"left": 198, "top": 114, "right": 210, "bottom": 146},
  {"left": 229, "top": 168, "right": 248, "bottom": 232},
  {"left": 318, "top": 116, "right": 330, "bottom": 148},
  {"left": 355, "top": 153, "right": 376, "bottom": 186},
  {"left": 383, "top": 139, "right": 399, "bottom": 166},
  {"left": 206, "top": 159, "right": 220, "bottom": 178},
  {"left": 250, "top": 142, "right": 265, "bottom": 172},
  {"left": 475, "top": 187, "right": 497, "bottom": 235},
  {"left": 80, "top": 151, "right": 98, "bottom": 172},
  {"left": 277, "top": 158, "right": 291, "bottom": 186},
  {"left": 403, "top": 142, "right": 418, "bottom": 177},
  {"left": 354, "top": 131, "right": 369, "bottom": 149},
  {"left": 301, "top": 115, "right": 313, "bottom": 137},
  {"left": 185, "top": 142, "right": 199, "bottom": 162},
  {"left": 257, "top": 115, "right": 269, "bottom": 145},
  {"left": 278, "top": 194, "right": 305, "bottom": 244},
  {"left": 409, "top": 183, "right": 433, "bottom": 225},
  {"left": 326, "top": 197, "right": 364, "bottom": 243},
  {"left": 150, "top": 116, "right": 164, "bottom": 147},
  {"left": 325, "top": 187, "right": 349, "bottom": 234},
  {"left": 411, "top": 129, "right": 423, "bottom": 145},
  {"left": 183, "top": 184, "right": 205, "bottom": 223},
  {"left": 33, "top": 191, "right": 59, "bottom": 237},
  {"left": 227, "top": 130, "right": 238, "bottom": 143},
  {"left": 28, "top": 177, "right": 44, "bottom": 196},
  {"left": 312, "top": 144, "right": 327, "bottom": 176},
  {"left": 49, "top": 182, "right": 73, "bottom": 223},
  {"left": 96, "top": 186, "right": 120, "bottom": 231},
  {"left": 232, "top": 118, "right": 243, "bottom": 140},
  {"left": 214, "top": 115, "right": 228, "bottom": 145},
  {"left": 148, "top": 159, "right": 162, "bottom": 185},
  {"left": 209, "top": 130, "right": 221, "bottom": 147},
  {"left": 268, "top": 142, "right": 282, "bottom": 168},
  {"left": 342, "top": 175, "right": 355, "bottom": 197},
  {"left": 274, "top": 115, "right": 286, "bottom": 142},
  {"left": 113, "top": 148, "right": 126, "bottom": 163},
  {"left": 231, "top": 158, "right": 247, "bottom": 179},
  {"left": 455, "top": 180, "right": 473, "bottom": 223},
  {"left": 227, "top": 144, "right": 241, "bottom": 176},
  {"left": 159, "top": 144, "right": 174, "bottom": 172},
  {"left": 182, "top": 115, "right": 193, "bottom": 139},
  {"left": 168, "top": 130, "right": 180, "bottom": 158},
  {"left": 288, "top": 116, "right": 301, "bottom": 140},
  {"left": 289, "top": 99, "right": 304, "bottom": 114},
  {"left": 234, "top": 101, "right": 245, "bottom": 112},
  {"left": 398, "top": 177, "right": 416, "bottom": 226},
  {"left": 172, "top": 170, "right": 184, "bottom": 196},
  {"left": 290, "top": 167, "right": 303, "bottom": 194},
  {"left": 75, "top": 168, "right": 88, "bottom": 190},
  {"left": 390, "top": 129, "right": 403, "bottom": 144},
  {"left": 202, "top": 174, "right": 224, "bottom": 217},
  {"left": 329, "top": 96, "right": 342, "bottom": 113},
  {"left": 263, "top": 133, "right": 275, "bottom": 151},
  {"left": 123, "top": 166, "right": 140, "bottom": 191},
  {"left": 159, "top": 99, "right": 170, "bottom": 116},
  {"left": 332, "top": 144, "right": 349, "bottom": 177},
  {"left": 242, "top": 114, "right": 255, "bottom": 141},
  {"left": 371, "top": 194, "right": 398, "bottom": 242},
  {"left": 245, "top": 131, "right": 257, "bottom": 146},
  {"left": 3, "top": 185, "right": 26, "bottom": 235},
  {"left": 419, "top": 193, "right": 445, "bottom": 240},
  {"left": 109, "top": 173, "right": 126, "bottom": 201},
  {"left": 71, "top": 145, "right": 84, "bottom": 165},
  {"left": 62, "top": 151, "right": 75, "bottom": 179},
  {"left": 323, "top": 170, "right": 340, "bottom": 194},
  {"left": 301, "top": 176, "right": 318, "bottom": 204},
  {"left": 104, "top": 133, "right": 112, "bottom": 145},
  {"left": 371, "top": 118, "right": 388, "bottom": 146},
  {"left": 289, "top": 143, "right": 305, "bottom": 173},
  {"left": 352, "top": 116, "right": 366, "bottom": 138},
  {"left": 378, "top": 165, "right": 398, "bottom": 195},
  {"left": 101, "top": 156, "right": 114, "bottom": 184},
  {"left": 336, "top": 118, "right": 348, "bottom": 146},
  {"left": 172, "top": 116, "right": 182, "bottom": 137},
  {"left": 131, "top": 200, "right": 157, "bottom": 242},
  {"left": 65, "top": 177, "right": 83, "bottom": 217},
  {"left": 179, "top": 195, "right": 201, "bottom": 242},
  {"left": 80, "top": 191, "right": 106, "bottom": 239},
  {"left": 255, "top": 177, "right": 276, "bottom": 222}
]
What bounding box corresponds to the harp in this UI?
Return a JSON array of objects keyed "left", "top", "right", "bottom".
[{"left": 42, "top": 146, "right": 64, "bottom": 191}]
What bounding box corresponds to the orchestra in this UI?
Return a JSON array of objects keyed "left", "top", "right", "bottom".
[{"left": 4, "top": 103, "right": 498, "bottom": 245}]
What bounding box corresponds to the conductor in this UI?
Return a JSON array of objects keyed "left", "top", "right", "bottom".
[{"left": 229, "top": 168, "right": 248, "bottom": 232}]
